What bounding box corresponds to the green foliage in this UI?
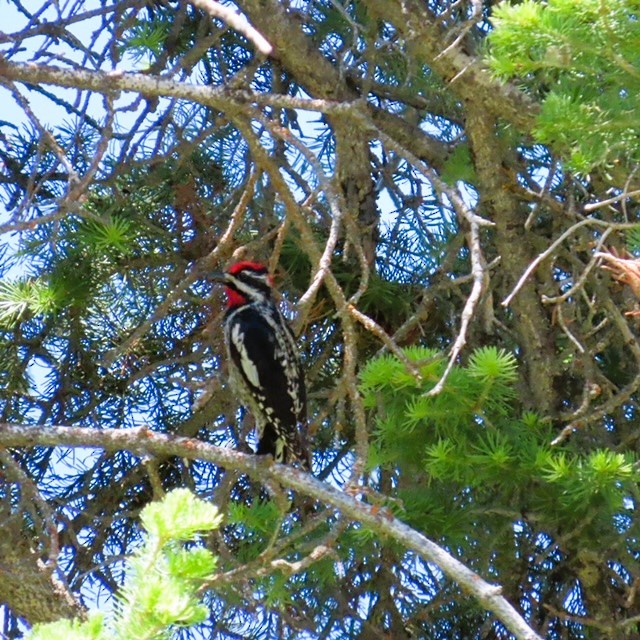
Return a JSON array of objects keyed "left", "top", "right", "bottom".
[
  {"left": 29, "top": 489, "right": 221, "bottom": 640},
  {"left": 487, "top": 0, "right": 640, "bottom": 172},
  {"left": 0, "top": 213, "right": 144, "bottom": 330},
  {"left": 441, "top": 143, "right": 477, "bottom": 185},
  {"left": 360, "top": 347, "right": 638, "bottom": 546},
  {"left": 467, "top": 346, "right": 517, "bottom": 383},
  {"left": 626, "top": 225, "right": 640, "bottom": 255},
  {"left": 227, "top": 500, "right": 284, "bottom": 562},
  {"left": 76, "top": 217, "right": 137, "bottom": 256},
  {"left": 120, "top": 16, "right": 173, "bottom": 64},
  {"left": 28, "top": 615, "right": 106, "bottom": 640},
  {"left": 141, "top": 488, "right": 223, "bottom": 541},
  {"left": 0, "top": 278, "right": 64, "bottom": 326},
  {"left": 541, "top": 448, "right": 633, "bottom": 510}
]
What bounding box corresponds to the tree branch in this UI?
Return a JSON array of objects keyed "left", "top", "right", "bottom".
[
  {"left": 187, "top": 0, "right": 272, "bottom": 55},
  {"left": 0, "top": 58, "right": 357, "bottom": 117},
  {"left": 0, "top": 423, "right": 541, "bottom": 640},
  {"left": 360, "top": 0, "right": 539, "bottom": 132}
]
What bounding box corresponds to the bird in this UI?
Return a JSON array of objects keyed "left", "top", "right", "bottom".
[{"left": 213, "top": 261, "right": 310, "bottom": 468}]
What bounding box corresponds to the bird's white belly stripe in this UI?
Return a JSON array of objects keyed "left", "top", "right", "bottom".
[{"left": 231, "top": 324, "right": 261, "bottom": 387}]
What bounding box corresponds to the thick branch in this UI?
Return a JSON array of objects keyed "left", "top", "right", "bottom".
[
  {"left": 0, "top": 423, "right": 541, "bottom": 640},
  {"left": 361, "top": 0, "right": 539, "bottom": 132},
  {"left": 464, "top": 104, "right": 557, "bottom": 414},
  {"left": 231, "top": 0, "right": 451, "bottom": 167},
  {"left": 0, "top": 58, "right": 355, "bottom": 117}
]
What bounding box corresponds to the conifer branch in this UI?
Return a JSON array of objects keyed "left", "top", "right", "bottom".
[
  {"left": 0, "top": 423, "right": 541, "bottom": 640},
  {"left": 0, "top": 58, "right": 359, "bottom": 116}
]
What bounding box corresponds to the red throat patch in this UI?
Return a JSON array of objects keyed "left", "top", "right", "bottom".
[{"left": 224, "top": 286, "right": 247, "bottom": 308}]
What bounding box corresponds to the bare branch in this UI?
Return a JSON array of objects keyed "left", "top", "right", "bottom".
[
  {"left": 541, "top": 227, "right": 613, "bottom": 305},
  {"left": 426, "top": 212, "right": 486, "bottom": 397},
  {"left": 502, "top": 219, "right": 640, "bottom": 308},
  {"left": 187, "top": 0, "right": 272, "bottom": 55},
  {"left": 0, "top": 58, "right": 360, "bottom": 117},
  {"left": 0, "top": 422, "right": 542, "bottom": 640},
  {"left": 348, "top": 304, "right": 422, "bottom": 379},
  {"left": 583, "top": 189, "right": 640, "bottom": 212}
]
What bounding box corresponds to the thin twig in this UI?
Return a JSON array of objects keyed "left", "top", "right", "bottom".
[
  {"left": 255, "top": 118, "right": 347, "bottom": 320},
  {"left": 583, "top": 189, "right": 640, "bottom": 212},
  {"left": 0, "top": 78, "right": 79, "bottom": 187},
  {"left": 503, "top": 218, "right": 603, "bottom": 308},
  {"left": 555, "top": 304, "right": 585, "bottom": 354},
  {"left": 525, "top": 159, "right": 558, "bottom": 231},
  {"left": 102, "top": 171, "right": 257, "bottom": 366},
  {"left": 426, "top": 213, "right": 486, "bottom": 397},
  {"left": 434, "top": 0, "right": 483, "bottom": 63},
  {"left": 541, "top": 227, "right": 613, "bottom": 305},
  {"left": 187, "top": 0, "right": 273, "bottom": 55},
  {"left": 0, "top": 449, "right": 60, "bottom": 567},
  {"left": 348, "top": 304, "right": 422, "bottom": 379},
  {"left": 209, "top": 513, "right": 340, "bottom": 585},
  {"left": 503, "top": 218, "right": 640, "bottom": 307},
  {"left": 66, "top": 93, "right": 115, "bottom": 202},
  {"left": 352, "top": 114, "right": 491, "bottom": 395},
  {"left": 551, "top": 303, "right": 640, "bottom": 444}
]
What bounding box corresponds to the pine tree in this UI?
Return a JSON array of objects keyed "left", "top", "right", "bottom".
[{"left": 0, "top": 1, "right": 639, "bottom": 638}]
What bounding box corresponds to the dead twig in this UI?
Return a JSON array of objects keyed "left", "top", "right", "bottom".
[
  {"left": 187, "top": 0, "right": 272, "bottom": 55},
  {"left": 426, "top": 210, "right": 486, "bottom": 397}
]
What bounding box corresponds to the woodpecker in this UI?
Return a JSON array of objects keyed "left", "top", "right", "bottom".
[{"left": 213, "top": 261, "right": 310, "bottom": 468}]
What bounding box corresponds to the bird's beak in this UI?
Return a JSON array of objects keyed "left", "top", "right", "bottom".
[{"left": 211, "top": 271, "right": 227, "bottom": 283}]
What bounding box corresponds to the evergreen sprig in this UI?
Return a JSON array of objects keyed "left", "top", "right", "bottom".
[
  {"left": 76, "top": 217, "right": 137, "bottom": 256},
  {"left": 487, "top": 0, "right": 640, "bottom": 172},
  {"left": 626, "top": 225, "right": 640, "bottom": 255},
  {"left": 359, "top": 346, "right": 639, "bottom": 542},
  {"left": 119, "top": 15, "right": 173, "bottom": 64},
  {"left": 0, "top": 278, "right": 64, "bottom": 326},
  {"left": 28, "top": 489, "right": 222, "bottom": 640}
]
